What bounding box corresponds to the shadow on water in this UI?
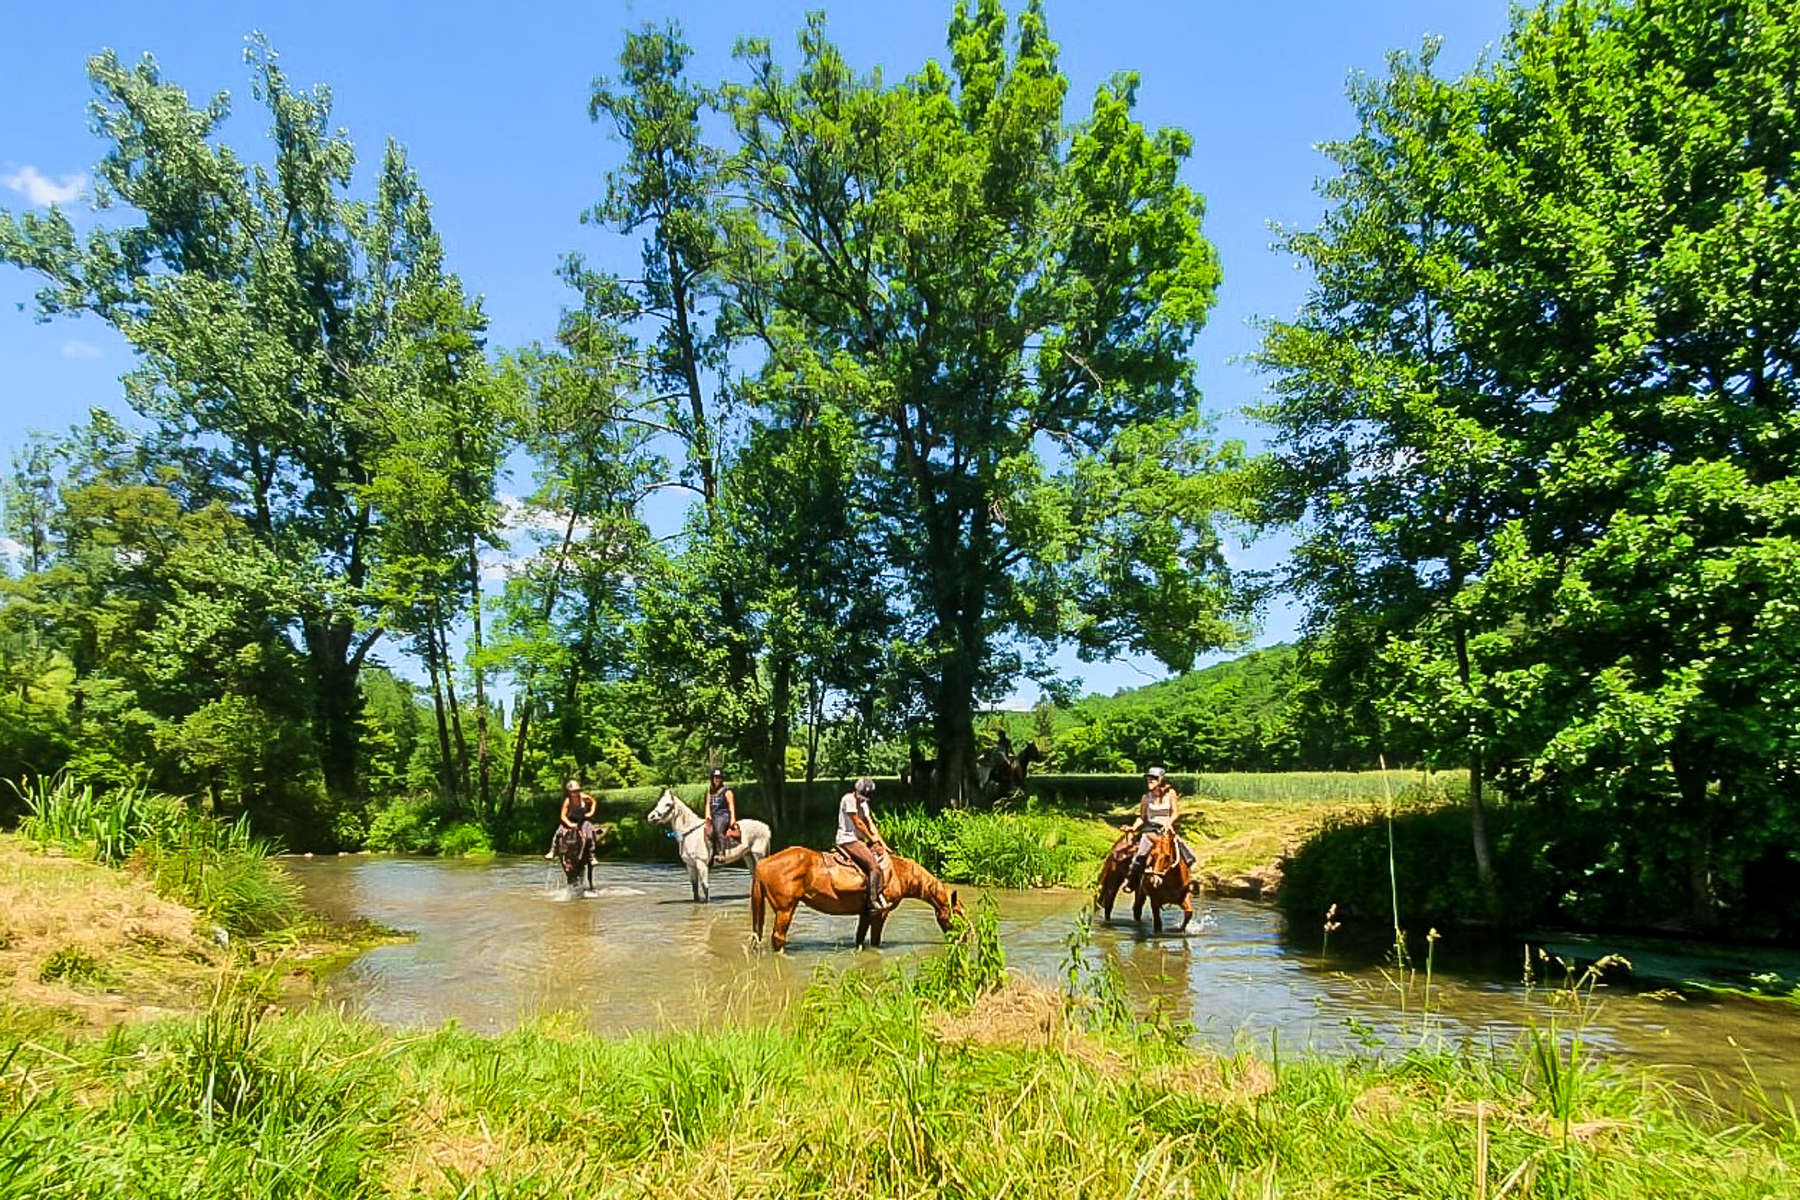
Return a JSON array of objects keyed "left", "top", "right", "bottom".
[{"left": 287, "top": 855, "right": 1800, "bottom": 1098}]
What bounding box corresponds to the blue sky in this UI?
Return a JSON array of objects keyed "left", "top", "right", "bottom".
[{"left": 0, "top": 0, "right": 1514, "bottom": 702}]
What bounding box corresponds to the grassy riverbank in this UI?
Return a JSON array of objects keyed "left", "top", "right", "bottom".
[
  {"left": 3, "top": 935, "right": 1794, "bottom": 1197},
  {"left": 3, "top": 831, "right": 1795, "bottom": 1197}
]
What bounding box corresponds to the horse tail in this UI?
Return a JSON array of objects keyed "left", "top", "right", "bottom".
[{"left": 750, "top": 862, "right": 766, "bottom": 939}]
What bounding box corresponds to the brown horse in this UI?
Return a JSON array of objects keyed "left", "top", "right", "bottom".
[
  {"left": 750, "top": 846, "right": 963, "bottom": 952},
  {"left": 1095, "top": 827, "right": 1194, "bottom": 933}
]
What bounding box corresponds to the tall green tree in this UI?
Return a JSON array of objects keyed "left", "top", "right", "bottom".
[
  {"left": 1261, "top": 0, "right": 1800, "bottom": 926},
  {"left": 727, "top": 1, "right": 1246, "bottom": 802},
  {"left": 0, "top": 41, "right": 448, "bottom": 798}
]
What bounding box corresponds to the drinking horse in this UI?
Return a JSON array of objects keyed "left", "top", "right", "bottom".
[{"left": 749, "top": 846, "right": 962, "bottom": 951}]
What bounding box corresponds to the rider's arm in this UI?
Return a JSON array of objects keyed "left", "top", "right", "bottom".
[
  {"left": 1167, "top": 792, "right": 1180, "bottom": 825},
  {"left": 853, "top": 811, "right": 882, "bottom": 848},
  {"left": 559, "top": 797, "right": 575, "bottom": 827},
  {"left": 726, "top": 788, "right": 738, "bottom": 827},
  {"left": 1132, "top": 794, "right": 1147, "bottom": 831}
]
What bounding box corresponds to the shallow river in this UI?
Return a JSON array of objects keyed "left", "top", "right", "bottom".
[{"left": 289, "top": 855, "right": 1798, "bottom": 1096}]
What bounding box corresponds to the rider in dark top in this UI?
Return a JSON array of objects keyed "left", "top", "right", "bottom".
[
  {"left": 705, "top": 768, "right": 738, "bottom": 863},
  {"left": 545, "top": 778, "right": 597, "bottom": 859}
]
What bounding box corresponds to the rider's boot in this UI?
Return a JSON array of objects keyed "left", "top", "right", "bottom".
[{"left": 867, "top": 867, "right": 889, "bottom": 913}]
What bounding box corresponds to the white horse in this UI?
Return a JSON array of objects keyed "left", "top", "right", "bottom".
[{"left": 647, "top": 788, "right": 772, "bottom": 903}]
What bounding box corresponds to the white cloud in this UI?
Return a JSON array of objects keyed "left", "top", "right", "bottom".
[
  {"left": 61, "top": 339, "right": 101, "bottom": 360},
  {"left": 2, "top": 165, "right": 84, "bottom": 207}
]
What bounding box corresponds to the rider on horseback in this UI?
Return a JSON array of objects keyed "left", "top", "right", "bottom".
[
  {"left": 705, "top": 768, "right": 739, "bottom": 864},
  {"left": 1126, "top": 767, "right": 1179, "bottom": 893},
  {"left": 544, "top": 778, "right": 597, "bottom": 859},
  {"left": 836, "top": 776, "right": 892, "bottom": 913}
]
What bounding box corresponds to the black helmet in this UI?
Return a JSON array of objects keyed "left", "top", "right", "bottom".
[{"left": 709, "top": 767, "right": 724, "bottom": 779}]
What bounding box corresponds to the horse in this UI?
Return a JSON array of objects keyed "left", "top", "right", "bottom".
[
  {"left": 1095, "top": 826, "right": 1195, "bottom": 933},
  {"left": 750, "top": 846, "right": 963, "bottom": 952},
  {"left": 553, "top": 822, "right": 596, "bottom": 895},
  {"left": 647, "top": 788, "right": 772, "bottom": 903}
]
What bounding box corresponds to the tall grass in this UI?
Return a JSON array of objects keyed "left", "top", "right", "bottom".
[
  {"left": 9, "top": 772, "right": 300, "bottom": 936},
  {"left": 2, "top": 936, "right": 1792, "bottom": 1199}
]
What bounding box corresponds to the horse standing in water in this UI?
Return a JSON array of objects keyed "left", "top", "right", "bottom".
[
  {"left": 1095, "top": 827, "right": 1195, "bottom": 933},
  {"left": 553, "top": 823, "right": 596, "bottom": 895},
  {"left": 647, "top": 789, "right": 772, "bottom": 902},
  {"left": 750, "top": 846, "right": 962, "bottom": 951}
]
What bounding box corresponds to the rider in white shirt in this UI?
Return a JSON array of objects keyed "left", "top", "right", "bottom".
[{"left": 836, "top": 776, "right": 891, "bottom": 912}]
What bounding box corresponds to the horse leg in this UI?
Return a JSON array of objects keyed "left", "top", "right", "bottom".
[
  {"left": 1152, "top": 901, "right": 1164, "bottom": 935},
  {"left": 856, "top": 911, "right": 870, "bottom": 948},
  {"left": 699, "top": 859, "right": 711, "bottom": 903},
  {"left": 1178, "top": 892, "right": 1193, "bottom": 932},
  {"left": 869, "top": 912, "right": 887, "bottom": 948},
  {"left": 1132, "top": 891, "right": 1145, "bottom": 925},
  {"left": 771, "top": 905, "right": 796, "bottom": 953}
]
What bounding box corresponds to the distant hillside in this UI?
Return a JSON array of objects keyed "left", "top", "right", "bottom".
[{"left": 980, "top": 644, "right": 1375, "bottom": 773}]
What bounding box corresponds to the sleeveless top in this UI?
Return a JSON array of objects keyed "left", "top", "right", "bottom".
[
  {"left": 1142, "top": 789, "right": 1175, "bottom": 827},
  {"left": 707, "top": 785, "right": 732, "bottom": 820},
  {"left": 567, "top": 794, "right": 594, "bottom": 823}
]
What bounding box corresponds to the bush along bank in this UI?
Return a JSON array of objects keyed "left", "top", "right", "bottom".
[
  {"left": 2, "top": 901, "right": 1794, "bottom": 1198},
  {"left": 1278, "top": 789, "right": 1800, "bottom": 947}
]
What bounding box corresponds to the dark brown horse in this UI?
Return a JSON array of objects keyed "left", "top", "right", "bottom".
[
  {"left": 750, "top": 846, "right": 963, "bottom": 951},
  {"left": 553, "top": 822, "right": 595, "bottom": 893},
  {"left": 1095, "top": 826, "right": 1194, "bottom": 933}
]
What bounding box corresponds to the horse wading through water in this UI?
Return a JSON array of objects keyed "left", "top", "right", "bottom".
[
  {"left": 1095, "top": 827, "right": 1195, "bottom": 933},
  {"left": 750, "top": 846, "right": 962, "bottom": 951},
  {"left": 553, "top": 823, "right": 596, "bottom": 895},
  {"left": 647, "top": 789, "right": 772, "bottom": 902}
]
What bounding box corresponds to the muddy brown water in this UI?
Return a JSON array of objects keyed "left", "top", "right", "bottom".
[{"left": 288, "top": 855, "right": 1798, "bottom": 1098}]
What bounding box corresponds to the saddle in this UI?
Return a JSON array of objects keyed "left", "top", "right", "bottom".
[{"left": 826, "top": 845, "right": 893, "bottom": 895}]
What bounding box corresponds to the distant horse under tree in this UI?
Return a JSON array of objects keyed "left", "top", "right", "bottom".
[
  {"left": 750, "top": 846, "right": 963, "bottom": 951},
  {"left": 647, "top": 789, "right": 772, "bottom": 902}
]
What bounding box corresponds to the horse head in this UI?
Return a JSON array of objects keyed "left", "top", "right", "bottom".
[
  {"left": 930, "top": 878, "right": 964, "bottom": 931},
  {"left": 646, "top": 788, "right": 678, "bottom": 826},
  {"left": 1142, "top": 829, "right": 1181, "bottom": 894}
]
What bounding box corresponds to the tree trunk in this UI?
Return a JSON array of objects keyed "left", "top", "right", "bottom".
[
  {"left": 433, "top": 600, "right": 472, "bottom": 802},
  {"left": 502, "top": 508, "right": 580, "bottom": 822},
  {"left": 757, "top": 654, "right": 793, "bottom": 826},
  {"left": 425, "top": 638, "right": 457, "bottom": 808},
  {"left": 467, "top": 533, "right": 490, "bottom": 820},
  {"left": 302, "top": 612, "right": 369, "bottom": 802},
  {"left": 1449, "top": 622, "right": 1499, "bottom": 918},
  {"left": 1673, "top": 749, "right": 1719, "bottom": 930}
]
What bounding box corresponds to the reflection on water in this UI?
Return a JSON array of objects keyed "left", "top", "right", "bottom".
[{"left": 288, "top": 856, "right": 1799, "bottom": 1096}]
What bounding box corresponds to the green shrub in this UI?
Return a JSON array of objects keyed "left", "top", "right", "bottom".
[
  {"left": 362, "top": 797, "right": 440, "bottom": 853},
  {"left": 436, "top": 821, "right": 494, "bottom": 858},
  {"left": 880, "top": 805, "right": 1114, "bottom": 887}
]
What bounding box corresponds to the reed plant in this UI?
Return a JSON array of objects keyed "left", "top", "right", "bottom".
[{"left": 10, "top": 772, "right": 300, "bottom": 936}]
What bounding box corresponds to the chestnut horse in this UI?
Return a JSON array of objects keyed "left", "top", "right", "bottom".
[
  {"left": 750, "top": 846, "right": 963, "bottom": 951},
  {"left": 1095, "top": 827, "right": 1194, "bottom": 933}
]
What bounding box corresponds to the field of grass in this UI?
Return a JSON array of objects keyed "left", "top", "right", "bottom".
[{"left": 2, "top": 903, "right": 1793, "bottom": 1198}]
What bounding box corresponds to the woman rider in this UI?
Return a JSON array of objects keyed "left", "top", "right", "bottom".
[
  {"left": 836, "top": 776, "right": 891, "bottom": 912},
  {"left": 544, "top": 778, "right": 598, "bottom": 859},
  {"left": 1126, "top": 767, "right": 1179, "bottom": 893},
  {"left": 705, "top": 768, "right": 739, "bottom": 863}
]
